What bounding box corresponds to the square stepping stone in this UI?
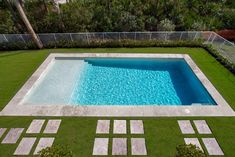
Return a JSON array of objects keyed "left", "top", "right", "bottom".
[
  {"left": 26, "top": 119, "right": 45, "bottom": 134},
  {"left": 193, "top": 120, "right": 212, "bottom": 134},
  {"left": 112, "top": 138, "right": 127, "bottom": 155},
  {"left": 2, "top": 128, "right": 24, "bottom": 144},
  {"left": 113, "top": 120, "right": 126, "bottom": 134},
  {"left": 131, "top": 138, "right": 147, "bottom": 155},
  {"left": 177, "top": 120, "right": 195, "bottom": 134},
  {"left": 14, "top": 137, "right": 36, "bottom": 155},
  {"left": 92, "top": 138, "right": 109, "bottom": 155},
  {"left": 0, "top": 128, "right": 7, "bottom": 138},
  {"left": 184, "top": 138, "right": 203, "bottom": 152},
  {"left": 43, "top": 119, "right": 61, "bottom": 134},
  {"left": 202, "top": 138, "right": 224, "bottom": 156},
  {"left": 130, "top": 120, "right": 144, "bottom": 134},
  {"left": 34, "top": 137, "right": 55, "bottom": 155},
  {"left": 96, "top": 120, "right": 110, "bottom": 134}
]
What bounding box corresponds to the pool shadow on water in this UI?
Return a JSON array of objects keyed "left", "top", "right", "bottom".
[{"left": 168, "top": 62, "right": 216, "bottom": 106}]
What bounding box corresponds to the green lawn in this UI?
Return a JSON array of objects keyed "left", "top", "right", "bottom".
[
  {"left": 0, "top": 48, "right": 235, "bottom": 156},
  {"left": 0, "top": 117, "right": 235, "bottom": 157}
]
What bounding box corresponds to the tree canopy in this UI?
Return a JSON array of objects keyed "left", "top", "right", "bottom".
[{"left": 0, "top": 0, "right": 234, "bottom": 33}]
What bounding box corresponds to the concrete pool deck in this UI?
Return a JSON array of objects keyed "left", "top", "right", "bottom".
[{"left": 0, "top": 53, "right": 234, "bottom": 117}]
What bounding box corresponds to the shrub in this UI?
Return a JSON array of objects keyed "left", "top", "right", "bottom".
[
  {"left": 157, "top": 19, "right": 176, "bottom": 31},
  {"left": 0, "top": 41, "right": 37, "bottom": 51},
  {"left": 175, "top": 144, "right": 206, "bottom": 157},
  {"left": 39, "top": 145, "right": 73, "bottom": 157}
]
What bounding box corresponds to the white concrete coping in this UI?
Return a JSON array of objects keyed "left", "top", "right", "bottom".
[{"left": 1, "top": 53, "right": 234, "bottom": 117}]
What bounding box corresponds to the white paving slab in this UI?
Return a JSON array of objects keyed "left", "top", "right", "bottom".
[
  {"left": 26, "top": 119, "right": 45, "bottom": 134},
  {"left": 113, "top": 120, "right": 126, "bottom": 134},
  {"left": 130, "top": 120, "right": 144, "bottom": 134},
  {"left": 202, "top": 138, "right": 224, "bottom": 156},
  {"left": 193, "top": 120, "right": 212, "bottom": 134},
  {"left": 14, "top": 137, "right": 36, "bottom": 155},
  {"left": 96, "top": 120, "right": 110, "bottom": 134},
  {"left": 131, "top": 138, "right": 147, "bottom": 155},
  {"left": 177, "top": 120, "right": 195, "bottom": 134},
  {"left": 92, "top": 138, "right": 109, "bottom": 155},
  {"left": 112, "top": 138, "right": 127, "bottom": 155},
  {"left": 34, "top": 137, "right": 55, "bottom": 155},
  {"left": 43, "top": 120, "right": 61, "bottom": 134},
  {"left": 2, "top": 128, "right": 24, "bottom": 144},
  {"left": 0, "top": 128, "right": 7, "bottom": 138},
  {"left": 184, "top": 138, "right": 203, "bottom": 152}
]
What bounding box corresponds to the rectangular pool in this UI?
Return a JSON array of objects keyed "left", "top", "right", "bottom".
[{"left": 22, "top": 57, "right": 216, "bottom": 106}]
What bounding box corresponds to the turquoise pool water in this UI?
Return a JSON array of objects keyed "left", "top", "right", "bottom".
[{"left": 23, "top": 58, "right": 216, "bottom": 106}]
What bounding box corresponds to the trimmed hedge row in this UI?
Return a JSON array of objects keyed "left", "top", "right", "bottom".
[
  {"left": 0, "top": 39, "right": 204, "bottom": 50},
  {"left": 0, "top": 39, "right": 234, "bottom": 74}
]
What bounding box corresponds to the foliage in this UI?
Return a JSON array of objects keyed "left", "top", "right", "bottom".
[
  {"left": 175, "top": 144, "right": 206, "bottom": 157},
  {"left": 0, "top": 0, "right": 234, "bottom": 33},
  {"left": 222, "top": 10, "right": 235, "bottom": 29},
  {"left": 0, "top": 41, "right": 37, "bottom": 51},
  {"left": 39, "top": 145, "right": 73, "bottom": 157},
  {"left": 157, "top": 19, "right": 175, "bottom": 31},
  {"left": 191, "top": 21, "right": 207, "bottom": 31},
  {"left": 0, "top": 10, "right": 15, "bottom": 34}
]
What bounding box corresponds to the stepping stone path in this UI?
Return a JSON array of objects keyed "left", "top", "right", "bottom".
[
  {"left": 202, "top": 138, "right": 224, "bottom": 156},
  {"left": 14, "top": 137, "right": 36, "bottom": 155},
  {"left": 92, "top": 138, "right": 109, "bottom": 155},
  {"left": 43, "top": 119, "right": 61, "bottom": 134},
  {"left": 93, "top": 119, "right": 147, "bottom": 156},
  {"left": 113, "top": 120, "right": 126, "bottom": 134},
  {"left": 34, "top": 137, "right": 55, "bottom": 155},
  {"left": 26, "top": 119, "right": 45, "bottom": 134},
  {"left": 0, "top": 119, "right": 61, "bottom": 156},
  {"left": 193, "top": 120, "right": 212, "bottom": 134},
  {"left": 178, "top": 120, "right": 224, "bottom": 156},
  {"left": 0, "top": 128, "right": 7, "bottom": 138},
  {"left": 96, "top": 120, "right": 110, "bottom": 134},
  {"left": 130, "top": 120, "right": 144, "bottom": 134},
  {"left": 2, "top": 128, "right": 24, "bottom": 144},
  {"left": 178, "top": 120, "right": 195, "bottom": 134},
  {"left": 184, "top": 138, "right": 203, "bottom": 151},
  {"left": 112, "top": 138, "right": 127, "bottom": 155},
  {"left": 131, "top": 138, "right": 147, "bottom": 155}
]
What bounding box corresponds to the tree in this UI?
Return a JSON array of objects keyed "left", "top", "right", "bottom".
[{"left": 6, "top": 0, "right": 43, "bottom": 48}]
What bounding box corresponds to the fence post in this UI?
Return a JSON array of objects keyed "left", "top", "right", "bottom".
[
  {"left": 134, "top": 32, "right": 136, "bottom": 41},
  {"left": 53, "top": 33, "right": 57, "bottom": 42},
  {"left": 179, "top": 32, "right": 183, "bottom": 40},
  {"left": 3, "top": 34, "right": 8, "bottom": 42},
  {"left": 118, "top": 32, "right": 120, "bottom": 41},
  {"left": 70, "top": 33, "right": 73, "bottom": 42},
  {"left": 149, "top": 32, "right": 152, "bottom": 40},
  {"left": 86, "top": 32, "right": 90, "bottom": 44},
  {"left": 164, "top": 32, "right": 167, "bottom": 41},
  {"left": 193, "top": 32, "right": 198, "bottom": 40},
  {"left": 206, "top": 32, "right": 212, "bottom": 43},
  {"left": 210, "top": 33, "right": 217, "bottom": 44},
  {"left": 103, "top": 32, "right": 105, "bottom": 41},
  {"left": 20, "top": 34, "right": 26, "bottom": 43}
]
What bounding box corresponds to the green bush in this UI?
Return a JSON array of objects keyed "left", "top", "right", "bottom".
[
  {"left": 175, "top": 144, "right": 206, "bottom": 157},
  {"left": 39, "top": 145, "right": 73, "bottom": 157},
  {"left": 0, "top": 41, "right": 37, "bottom": 51}
]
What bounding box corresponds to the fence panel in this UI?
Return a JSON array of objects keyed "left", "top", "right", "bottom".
[
  {"left": 0, "top": 31, "right": 234, "bottom": 65},
  {"left": 38, "top": 34, "right": 56, "bottom": 45}
]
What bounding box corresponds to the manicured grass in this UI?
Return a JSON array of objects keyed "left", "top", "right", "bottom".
[
  {"left": 0, "top": 48, "right": 235, "bottom": 111},
  {"left": 0, "top": 117, "right": 235, "bottom": 156},
  {"left": 0, "top": 48, "right": 235, "bottom": 156}
]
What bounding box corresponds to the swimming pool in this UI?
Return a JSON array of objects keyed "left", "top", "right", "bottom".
[
  {"left": 23, "top": 58, "right": 215, "bottom": 106},
  {"left": 3, "top": 53, "right": 233, "bottom": 116}
]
